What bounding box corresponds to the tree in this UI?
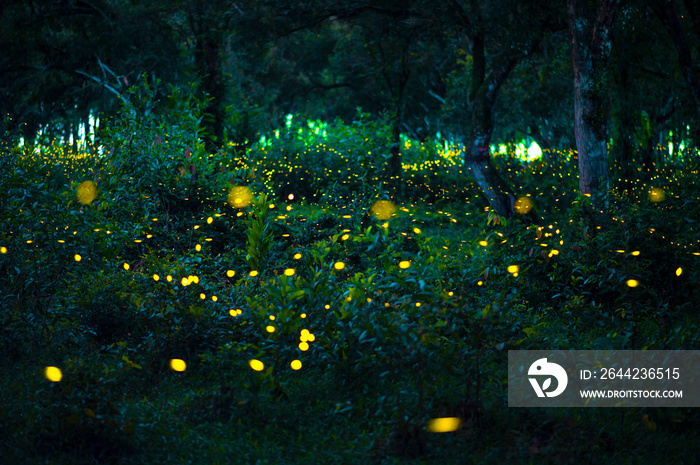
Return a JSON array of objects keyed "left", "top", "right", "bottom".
[
  {"left": 495, "top": 31, "right": 574, "bottom": 155},
  {"left": 0, "top": 0, "right": 183, "bottom": 146},
  {"left": 652, "top": 0, "right": 700, "bottom": 116},
  {"left": 567, "top": 0, "right": 620, "bottom": 211},
  {"left": 447, "top": 0, "right": 562, "bottom": 218},
  {"left": 320, "top": 4, "right": 450, "bottom": 191}
]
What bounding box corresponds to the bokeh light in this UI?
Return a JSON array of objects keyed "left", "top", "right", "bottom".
[
  {"left": 44, "top": 366, "right": 62, "bottom": 382},
  {"left": 250, "top": 359, "right": 264, "bottom": 371},
  {"left": 76, "top": 180, "right": 97, "bottom": 205},
  {"left": 514, "top": 196, "right": 533, "bottom": 214},
  {"left": 228, "top": 186, "right": 253, "bottom": 208},
  {"left": 427, "top": 417, "right": 462, "bottom": 433},
  {"left": 649, "top": 187, "right": 666, "bottom": 202},
  {"left": 170, "top": 359, "right": 186, "bottom": 372},
  {"left": 370, "top": 200, "right": 397, "bottom": 220}
]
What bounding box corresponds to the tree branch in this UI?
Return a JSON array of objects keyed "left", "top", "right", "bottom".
[{"left": 75, "top": 70, "right": 128, "bottom": 104}]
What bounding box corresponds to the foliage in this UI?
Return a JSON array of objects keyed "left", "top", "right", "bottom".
[{"left": 1, "top": 97, "right": 700, "bottom": 464}]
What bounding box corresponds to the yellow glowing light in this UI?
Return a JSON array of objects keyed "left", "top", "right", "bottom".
[
  {"left": 479, "top": 241, "right": 488, "bottom": 247},
  {"left": 74, "top": 254, "right": 82, "bottom": 262},
  {"left": 415, "top": 302, "right": 421, "bottom": 307},
  {"left": 207, "top": 217, "right": 213, "bottom": 224},
  {"left": 382, "top": 222, "right": 389, "bottom": 229},
  {"left": 301, "top": 329, "right": 310, "bottom": 337},
  {"left": 627, "top": 279, "right": 639, "bottom": 288},
  {"left": 170, "top": 359, "right": 186, "bottom": 372},
  {"left": 0, "top": 246, "right": 7, "bottom": 254},
  {"left": 325, "top": 304, "right": 330, "bottom": 309},
  {"left": 291, "top": 360, "right": 302, "bottom": 370},
  {"left": 427, "top": 417, "right": 462, "bottom": 433},
  {"left": 76, "top": 180, "right": 97, "bottom": 205},
  {"left": 228, "top": 186, "right": 253, "bottom": 208},
  {"left": 676, "top": 267, "right": 683, "bottom": 276},
  {"left": 551, "top": 249, "right": 559, "bottom": 255},
  {"left": 413, "top": 228, "right": 422, "bottom": 234},
  {"left": 631, "top": 251, "right": 640, "bottom": 256},
  {"left": 507, "top": 265, "right": 519, "bottom": 274},
  {"left": 370, "top": 200, "right": 397, "bottom": 220},
  {"left": 249, "top": 270, "right": 259, "bottom": 277},
  {"left": 166, "top": 275, "right": 172, "bottom": 282},
  {"left": 293, "top": 253, "right": 302, "bottom": 259},
  {"left": 288, "top": 193, "right": 295, "bottom": 200},
  {"left": 308, "top": 333, "right": 315, "bottom": 342},
  {"left": 269, "top": 315, "right": 275, "bottom": 321},
  {"left": 514, "top": 196, "right": 533, "bottom": 214},
  {"left": 448, "top": 291, "right": 454, "bottom": 296},
  {"left": 284, "top": 268, "right": 295, "bottom": 276},
  {"left": 123, "top": 263, "right": 130, "bottom": 270},
  {"left": 181, "top": 277, "right": 189, "bottom": 286},
  {"left": 192, "top": 275, "right": 199, "bottom": 284},
  {"left": 399, "top": 261, "right": 410, "bottom": 269},
  {"left": 195, "top": 244, "right": 201, "bottom": 252},
  {"left": 300, "top": 313, "right": 307, "bottom": 318},
  {"left": 334, "top": 262, "right": 345, "bottom": 270},
  {"left": 341, "top": 234, "right": 350, "bottom": 241},
  {"left": 477, "top": 281, "right": 483, "bottom": 286},
  {"left": 649, "top": 187, "right": 666, "bottom": 202},
  {"left": 229, "top": 309, "right": 237, "bottom": 316},
  {"left": 249, "top": 359, "right": 264, "bottom": 371},
  {"left": 299, "top": 342, "right": 309, "bottom": 351},
  {"left": 153, "top": 274, "right": 160, "bottom": 281},
  {"left": 199, "top": 293, "right": 205, "bottom": 300},
  {"left": 226, "top": 270, "right": 235, "bottom": 277},
  {"left": 266, "top": 325, "right": 275, "bottom": 333},
  {"left": 44, "top": 366, "right": 62, "bottom": 382}
]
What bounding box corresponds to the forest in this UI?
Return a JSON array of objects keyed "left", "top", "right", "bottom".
[{"left": 1, "top": 0, "right": 699, "bottom": 463}]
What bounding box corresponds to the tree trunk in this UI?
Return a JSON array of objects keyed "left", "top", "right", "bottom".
[
  {"left": 464, "top": 36, "right": 521, "bottom": 218},
  {"left": 196, "top": 33, "right": 225, "bottom": 153},
  {"left": 567, "top": 0, "right": 619, "bottom": 211},
  {"left": 71, "top": 118, "right": 79, "bottom": 154},
  {"left": 390, "top": 110, "right": 402, "bottom": 193},
  {"left": 22, "top": 119, "right": 38, "bottom": 147},
  {"left": 83, "top": 112, "right": 91, "bottom": 154},
  {"left": 464, "top": 90, "right": 516, "bottom": 218},
  {"left": 612, "top": 63, "right": 636, "bottom": 193}
]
